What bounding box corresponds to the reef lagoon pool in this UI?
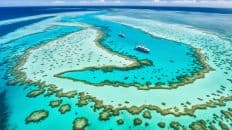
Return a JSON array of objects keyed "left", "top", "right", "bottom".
[{"left": 0, "top": 7, "right": 232, "bottom": 130}]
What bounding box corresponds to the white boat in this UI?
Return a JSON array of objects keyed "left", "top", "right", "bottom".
[
  {"left": 118, "top": 33, "right": 125, "bottom": 38},
  {"left": 135, "top": 45, "right": 150, "bottom": 53}
]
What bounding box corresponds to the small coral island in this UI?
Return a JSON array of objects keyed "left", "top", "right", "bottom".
[
  {"left": 59, "top": 104, "right": 71, "bottom": 114},
  {"left": 49, "top": 99, "right": 63, "bottom": 108},
  {"left": 73, "top": 117, "right": 88, "bottom": 130},
  {"left": 25, "top": 110, "right": 49, "bottom": 124}
]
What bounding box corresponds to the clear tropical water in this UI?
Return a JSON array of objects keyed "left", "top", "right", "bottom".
[
  {"left": 60, "top": 13, "right": 203, "bottom": 88},
  {"left": 0, "top": 7, "right": 231, "bottom": 130}
]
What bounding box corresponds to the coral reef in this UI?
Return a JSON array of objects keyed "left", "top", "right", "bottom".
[
  {"left": 25, "top": 110, "right": 49, "bottom": 124},
  {"left": 73, "top": 117, "right": 88, "bottom": 130}
]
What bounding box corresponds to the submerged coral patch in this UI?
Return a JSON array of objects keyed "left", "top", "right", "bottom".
[
  {"left": 73, "top": 117, "right": 88, "bottom": 130},
  {"left": 59, "top": 104, "right": 71, "bottom": 114},
  {"left": 58, "top": 14, "right": 211, "bottom": 90},
  {"left": 25, "top": 110, "right": 49, "bottom": 124},
  {"left": 49, "top": 99, "right": 63, "bottom": 108},
  {"left": 9, "top": 10, "right": 232, "bottom": 130}
]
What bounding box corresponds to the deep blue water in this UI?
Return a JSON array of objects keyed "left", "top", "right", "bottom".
[
  {"left": 0, "top": 6, "right": 232, "bottom": 21},
  {"left": 0, "top": 16, "right": 54, "bottom": 37},
  {"left": 0, "top": 91, "right": 7, "bottom": 130},
  {"left": 0, "top": 7, "right": 97, "bottom": 20}
]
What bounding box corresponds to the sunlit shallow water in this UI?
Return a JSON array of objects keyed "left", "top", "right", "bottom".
[
  {"left": 0, "top": 7, "right": 231, "bottom": 130},
  {"left": 60, "top": 14, "right": 203, "bottom": 88}
]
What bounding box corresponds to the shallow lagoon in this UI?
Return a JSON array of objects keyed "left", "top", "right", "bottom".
[{"left": 61, "top": 14, "right": 203, "bottom": 89}]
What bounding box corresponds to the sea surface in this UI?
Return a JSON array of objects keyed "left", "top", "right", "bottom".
[{"left": 0, "top": 6, "right": 232, "bottom": 130}]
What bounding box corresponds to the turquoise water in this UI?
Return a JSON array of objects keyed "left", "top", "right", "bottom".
[
  {"left": 0, "top": 7, "right": 231, "bottom": 130},
  {"left": 1, "top": 25, "right": 80, "bottom": 81},
  {"left": 0, "top": 25, "right": 80, "bottom": 129},
  {"left": 60, "top": 13, "right": 203, "bottom": 88},
  {"left": 113, "top": 10, "right": 232, "bottom": 38}
]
